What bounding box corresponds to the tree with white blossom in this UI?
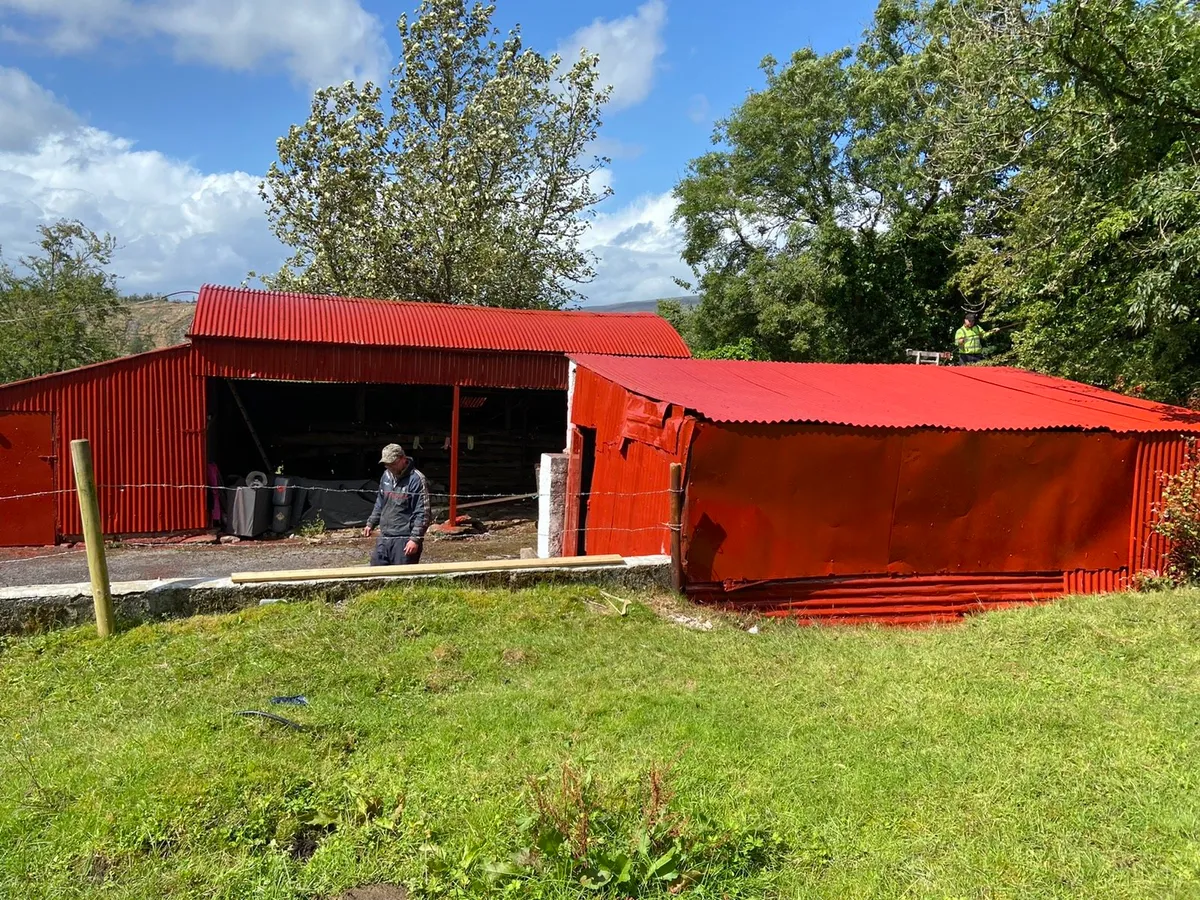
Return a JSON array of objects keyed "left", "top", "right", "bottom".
[{"left": 260, "top": 0, "right": 612, "bottom": 309}]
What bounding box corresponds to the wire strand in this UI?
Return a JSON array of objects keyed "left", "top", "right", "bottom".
[{"left": 0, "top": 485, "right": 676, "bottom": 503}]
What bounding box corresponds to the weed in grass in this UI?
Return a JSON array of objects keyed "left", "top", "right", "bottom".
[
  {"left": 433, "top": 757, "right": 788, "bottom": 896},
  {"left": 297, "top": 517, "right": 328, "bottom": 538}
]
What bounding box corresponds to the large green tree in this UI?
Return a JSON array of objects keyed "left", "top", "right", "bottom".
[
  {"left": 674, "top": 0, "right": 1200, "bottom": 401},
  {"left": 671, "top": 40, "right": 966, "bottom": 363},
  {"left": 260, "top": 0, "right": 612, "bottom": 309},
  {"left": 0, "top": 221, "right": 127, "bottom": 384},
  {"left": 911, "top": 0, "right": 1200, "bottom": 401}
]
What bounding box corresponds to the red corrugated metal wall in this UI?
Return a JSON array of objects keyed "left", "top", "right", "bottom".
[
  {"left": 684, "top": 423, "right": 1140, "bottom": 584},
  {"left": 0, "top": 411, "right": 57, "bottom": 545},
  {"left": 690, "top": 573, "right": 1067, "bottom": 626},
  {"left": 1128, "top": 435, "right": 1188, "bottom": 574},
  {"left": 570, "top": 366, "right": 1199, "bottom": 622},
  {"left": 192, "top": 339, "right": 571, "bottom": 390},
  {"left": 0, "top": 346, "right": 207, "bottom": 540},
  {"left": 565, "top": 366, "right": 691, "bottom": 557}
]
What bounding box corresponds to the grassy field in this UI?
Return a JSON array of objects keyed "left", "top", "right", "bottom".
[{"left": 2, "top": 585, "right": 1199, "bottom": 899}]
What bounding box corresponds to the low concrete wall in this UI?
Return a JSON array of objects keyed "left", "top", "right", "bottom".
[{"left": 0, "top": 556, "right": 671, "bottom": 635}]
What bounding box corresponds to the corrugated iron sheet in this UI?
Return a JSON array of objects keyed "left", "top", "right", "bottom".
[
  {"left": 1128, "top": 436, "right": 1188, "bottom": 574},
  {"left": 689, "top": 573, "right": 1066, "bottom": 625},
  {"left": 0, "top": 412, "right": 56, "bottom": 545},
  {"left": 0, "top": 345, "right": 206, "bottom": 540},
  {"left": 570, "top": 355, "right": 1200, "bottom": 432},
  {"left": 1063, "top": 568, "right": 1128, "bottom": 595},
  {"left": 564, "top": 365, "right": 691, "bottom": 557},
  {"left": 191, "top": 340, "right": 573, "bottom": 390},
  {"left": 190, "top": 285, "right": 691, "bottom": 358}
]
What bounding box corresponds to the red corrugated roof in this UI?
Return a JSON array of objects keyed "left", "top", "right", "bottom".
[
  {"left": 188, "top": 285, "right": 690, "bottom": 357},
  {"left": 571, "top": 355, "right": 1200, "bottom": 432}
]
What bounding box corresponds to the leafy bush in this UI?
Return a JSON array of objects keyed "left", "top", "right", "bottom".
[
  {"left": 296, "top": 516, "right": 327, "bottom": 538},
  {"left": 1153, "top": 441, "right": 1200, "bottom": 583}
]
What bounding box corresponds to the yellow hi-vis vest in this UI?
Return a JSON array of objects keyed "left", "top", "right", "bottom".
[{"left": 956, "top": 324, "right": 985, "bottom": 354}]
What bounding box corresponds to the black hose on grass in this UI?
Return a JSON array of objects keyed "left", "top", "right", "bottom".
[{"left": 234, "top": 710, "right": 306, "bottom": 730}]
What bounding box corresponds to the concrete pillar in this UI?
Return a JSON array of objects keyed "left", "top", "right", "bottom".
[{"left": 537, "top": 452, "right": 569, "bottom": 558}]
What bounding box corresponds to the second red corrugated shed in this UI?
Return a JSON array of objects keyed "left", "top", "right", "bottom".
[{"left": 566, "top": 355, "right": 1200, "bottom": 624}]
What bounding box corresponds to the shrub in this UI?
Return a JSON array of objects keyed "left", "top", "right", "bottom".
[{"left": 1154, "top": 440, "right": 1200, "bottom": 584}]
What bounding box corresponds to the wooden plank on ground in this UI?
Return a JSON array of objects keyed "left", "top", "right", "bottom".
[
  {"left": 231, "top": 554, "right": 627, "bottom": 584},
  {"left": 457, "top": 493, "right": 537, "bottom": 511}
]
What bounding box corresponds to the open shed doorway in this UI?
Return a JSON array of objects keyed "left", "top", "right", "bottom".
[{"left": 207, "top": 378, "right": 567, "bottom": 524}]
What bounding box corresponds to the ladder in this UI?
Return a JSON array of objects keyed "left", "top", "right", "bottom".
[{"left": 905, "top": 349, "right": 952, "bottom": 365}]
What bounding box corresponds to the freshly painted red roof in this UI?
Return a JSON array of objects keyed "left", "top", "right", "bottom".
[
  {"left": 189, "top": 285, "right": 690, "bottom": 357},
  {"left": 571, "top": 355, "right": 1200, "bottom": 432}
]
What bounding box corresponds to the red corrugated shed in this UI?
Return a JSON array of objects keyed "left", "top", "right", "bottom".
[
  {"left": 569, "top": 355, "right": 1200, "bottom": 431},
  {"left": 0, "top": 289, "right": 691, "bottom": 544},
  {"left": 191, "top": 286, "right": 691, "bottom": 357},
  {"left": 567, "top": 356, "right": 1200, "bottom": 625},
  {"left": 0, "top": 346, "right": 206, "bottom": 541}
]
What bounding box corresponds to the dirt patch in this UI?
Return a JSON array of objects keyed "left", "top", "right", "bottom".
[
  {"left": 290, "top": 824, "right": 334, "bottom": 862},
  {"left": 333, "top": 886, "right": 408, "bottom": 900}
]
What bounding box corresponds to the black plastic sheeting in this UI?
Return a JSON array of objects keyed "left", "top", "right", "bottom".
[{"left": 289, "top": 478, "right": 379, "bottom": 529}]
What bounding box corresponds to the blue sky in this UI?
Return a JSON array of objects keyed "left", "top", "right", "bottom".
[{"left": 1, "top": 0, "right": 878, "bottom": 305}]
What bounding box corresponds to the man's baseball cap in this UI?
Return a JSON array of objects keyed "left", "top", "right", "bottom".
[{"left": 379, "top": 443, "right": 406, "bottom": 464}]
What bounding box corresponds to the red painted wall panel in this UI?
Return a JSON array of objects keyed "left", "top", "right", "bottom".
[
  {"left": 0, "top": 411, "right": 56, "bottom": 546},
  {"left": 1128, "top": 436, "right": 1187, "bottom": 574},
  {"left": 684, "top": 423, "right": 1139, "bottom": 585},
  {"left": 566, "top": 366, "right": 688, "bottom": 557},
  {"left": 0, "top": 346, "right": 207, "bottom": 540},
  {"left": 192, "top": 339, "right": 571, "bottom": 390}
]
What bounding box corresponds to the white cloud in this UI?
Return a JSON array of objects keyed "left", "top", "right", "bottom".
[
  {"left": 687, "top": 93, "right": 710, "bottom": 124},
  {"left": 0, "top": 67, "right": 78, "bottom": 152},
  {"left": 0, "top": 66, "right": 683, "bottom": 307},
  {"left": 580, "top": 192, "right": 692, "bottom": 306},
  {"left": 557, "top": 0, "right": 667, "bottom": 111},
  {"left": 0, "top": 0, "right": 389, "bottom": 88},
  {"left": 0, "top": 68, "right": 282, "bottom": 293}
]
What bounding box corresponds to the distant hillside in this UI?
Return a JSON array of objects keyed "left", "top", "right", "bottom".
[
  {"left": 121, "top": 298, "right": 196, "bottom": 354},
  {"left": 589, "top": 295, "right": 699, "bottom": 314}
]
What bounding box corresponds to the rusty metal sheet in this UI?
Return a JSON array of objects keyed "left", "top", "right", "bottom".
[{"left": 0, "top": 411, "right": 56, "bottom": 546}]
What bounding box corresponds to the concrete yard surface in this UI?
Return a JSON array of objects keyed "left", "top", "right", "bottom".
[{"left": 0, "top": 505, "right": 538, "bottom": 589}]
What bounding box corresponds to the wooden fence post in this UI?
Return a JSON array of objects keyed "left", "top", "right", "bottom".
[
  {"left": 70, "top": 439, "right": 114, "bottom": 638},
  {"left": 669, "top": 462, "right": 684, "bottom": 594}
]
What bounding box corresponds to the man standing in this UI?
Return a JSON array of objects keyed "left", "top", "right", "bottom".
[
  {"left": 363, "top": 443, "right": 431, "bottom": 566},
  {"left": 954, "top": 312, "right": 996, "bottom": 365}
]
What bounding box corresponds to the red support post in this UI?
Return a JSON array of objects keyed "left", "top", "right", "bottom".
[{"left": 448, "top": 384, "right": 461, "bottom": 526}]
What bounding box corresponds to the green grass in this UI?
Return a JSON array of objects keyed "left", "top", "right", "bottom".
[{"left": 2, "top": 585, "right": 1200, "bottom": 898}]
